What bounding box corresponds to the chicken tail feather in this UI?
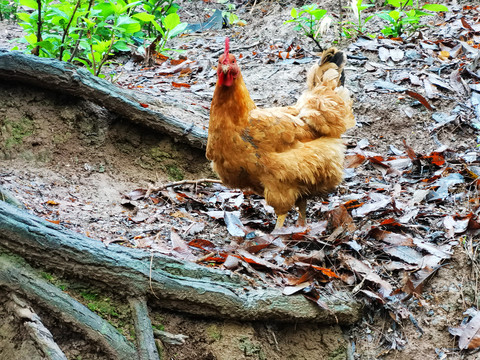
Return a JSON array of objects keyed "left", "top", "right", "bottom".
[
  {"left": 298, "top": 47, "right": 355, "bottom": 136},
  {"left": 307, "top": 47, "right": 346, "bottom": 89}
]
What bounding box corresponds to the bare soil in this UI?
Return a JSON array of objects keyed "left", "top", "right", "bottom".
[{"left": 1, "top": 0, "right": 480, "bottom": 359}]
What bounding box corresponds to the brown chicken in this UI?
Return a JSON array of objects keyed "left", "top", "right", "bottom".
[{"left": 206, "top": 38, "right": 355, "bottom": 229}]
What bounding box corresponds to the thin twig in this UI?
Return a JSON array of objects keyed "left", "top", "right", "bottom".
[
  {"left": 59, "top": 0, "right": 81, "bottom": 60},
  {"left": 96, "top": 32, "right": 116, "bottom": 76},
  {"left": 149, "top": 251, "right": 160, "bottom": 299},
  {"left": 69, "top": 0, "right": 95, "bottom": 62},
  {"left": 195, "top": 252, "right": 215, "bottom": 263},
  {"left": 308, "top": 34, "right": 323, "bottom": 52},
  {"left": 32, "top": 0, "right": 42, "bottom": 56},
  {"left": 249, "top": 0, "right": 257, "bottom": 14},
  {"left": 338, "top": 0, "right": 343, "bottom": 39},
  {"left": 146, "top": 178, "right": 222, "bottom": 197}
]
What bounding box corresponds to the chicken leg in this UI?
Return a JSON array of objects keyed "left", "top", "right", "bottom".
[
  {"left": 295, "top": 197, "right": 307, "bottom": 227},
  {"left": 274, "top": 198, "right": 307, "bottom": 229},
  {"left": 275, "top": 214, "right": 287, "bottom": 229}
]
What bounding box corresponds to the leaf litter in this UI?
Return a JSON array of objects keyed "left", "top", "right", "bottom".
[
  {"left": 112, "top": 135, "right": 478, "bottom": 344},
  {"left": 2, "top": 0, "right": 480, "bottom": 356}
]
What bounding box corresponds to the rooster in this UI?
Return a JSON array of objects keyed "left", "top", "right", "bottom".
[{"left": 207, "top": 38, "right": 355, "bottom": 229}]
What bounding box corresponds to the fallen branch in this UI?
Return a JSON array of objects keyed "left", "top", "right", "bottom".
[
  {"left": 0, "top": 50, "right": 208, "bottom": 149},
  {"left": 129, "top": 297, "right": 159, "bottom": 360},
  {"left": 0, "top": 252, "right": 137, "bottom": 360},
  {"left": 146, "top": 178, "right": 222, "bottom": 197},
  {"left": 153, "top": 329, "right": 188, "bottom": 345},
  {"left": 0, "top": 200, "right": 362, "bottom": 324},
  {"left": 6, "top": 293, "right": 67, "bottom": 360},
  {"left": 0, "top": 185, "right": 25, "bottom": 209}
]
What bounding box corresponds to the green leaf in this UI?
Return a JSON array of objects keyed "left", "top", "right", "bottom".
[
  {"left": 16, "top": 12, "right": 31, "bottom": 23},
  {"left": 389, "top": 10, "right": 400, "bottom": 20},
  {"left": 82, "top": 17, "right": 96, "bottom": 28},
  {"left": 62, "top": 52, "right": 71, "bottom": 62},
  {"left": 113, "top": 40, "right": 130, "bottom": 51},
  {"left": 413, "top": 10, "right": 434, "bottom": 17},
  {"left": 311, "top": 9, "right": 327, "bottom": 20},
  {"left": 24, "top": 33, "right": 38, "bottom": 45},
  {"left": 163, "top": 13, "right": 180, "bottom": 31},
  {"left": 168, "top": 22, "right": 187, "bottom": 38},
  {"left": 381, "top": 27, "right": 394, "bottom": 36},
  {"left": 166, "top": 3, "right": 180, "bottom": 15},
  {"left": 386, "top": 0, "right": 402, "bottom": 7},
  {"left": 403, "top": 16, "right": 421, "bottom": 23},
  {"left": 377, "top": 12, "right": 394, "bottom": 23},
  {"left": 291, "top": 7, "right": 298, "bottom": 18},
  {"left": 94, "top": 2, "right": 115, "bottom": 18},
  {"left": 116, "top": 15, "right": 141, "bottom": 33},
  {"left": 387, "top": 0, "right": 412, "bottom": 7},
  {"left": 119, "top": 0, "right": 142, "bottom": 15},
  {"left": 36, "top": 40, "right": 54, "bottom": 51},
  {"left": 19, "top": 0, "right": 37, "bottom": 9},
  {"left": 422, "top": 4, "right": 448, "bottom": 12},
  {"left": 151, "top": 19, "right": 164, "bottom": 34},
  {"left": 132, "top": 12, "right": 155, "bottom": 22}
]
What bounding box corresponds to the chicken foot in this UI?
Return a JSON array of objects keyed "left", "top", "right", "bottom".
[
  {"left": 274, "top": 214, "right": 287, "bottom": 229},
  {"left": 295, "top": 197, "right": 307, "bottom": 227},
  {"left": 274, "top": 197, "right": 307, "bottom": 229}
]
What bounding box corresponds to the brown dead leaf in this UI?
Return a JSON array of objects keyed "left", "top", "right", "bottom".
[
  {"left": 223, "top": 255, "right": 240, "bottom": 269},
  {"left": 438, "top": 50, "right": 450, "bottom": 61},
  {"left": 461, "top": 17, "right": 474, "bottom": 31},
  {"left": 344, "top": 153, "right": 366, "bottom": 168},
  {"left": 450, "top": 312, "right": 480, "bottom": 350},
  {"left": 311, "top": 265, "right": 340, "bottom": 279},
  {"left": 326, "top": 205, "right": 355, "bottom": 232},
  {"left": 370, "top": 229, "right": 414, "bottom": 246},
  {"left": 405, "top": 90, "right": 433, "bottom": 110},
  {"left": 170, "top": 230, "right": 195, "bottom": 261},
  {"left": 423, "top": 78, "right": 439, "bottom": 99},
  {"left": 236, "top": 249, "right": 284, "bottom": 271},
  {"left": 172, "top": 82, "right": 191, "bottom": 88},
  {"left": 45, "top": 219, "right": 60, "bottom": 225},
  {"left": 341, "top": 254, "right": 393, "bottom": 296},
  {"left": 283, "top": 281, "right": 313, "bottom": 296}
]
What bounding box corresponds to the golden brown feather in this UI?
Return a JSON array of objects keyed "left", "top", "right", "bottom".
[{"left": 207, "top": 38, "right": 355, "bottom": 229}]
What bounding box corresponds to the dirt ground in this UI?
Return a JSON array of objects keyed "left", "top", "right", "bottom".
[{"left": 1, "top": 0, "right": 480, "bottom": 359}]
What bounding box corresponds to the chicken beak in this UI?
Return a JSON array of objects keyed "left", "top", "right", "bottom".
[{"left": 221, "top": 64, "right": 230, "bottom": 74}]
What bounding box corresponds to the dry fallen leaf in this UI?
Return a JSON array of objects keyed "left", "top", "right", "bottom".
[{"left": 450, "top": 312, "right": 480, "bottom": 350}]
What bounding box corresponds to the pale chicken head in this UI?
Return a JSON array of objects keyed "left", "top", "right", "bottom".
[{"left": 217, "top": 37, "right": 240, "bottom": 87}]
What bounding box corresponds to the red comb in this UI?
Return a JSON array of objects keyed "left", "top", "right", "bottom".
[{"left": 223, "top": 37, "right": 230, "bottom": 64}]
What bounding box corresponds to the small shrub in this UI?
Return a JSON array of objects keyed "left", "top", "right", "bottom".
[
  {"left": 377, "top": 0, "right": 448, "bottom": 38},
  {"left": 0, "top": 0, "right": 19, "bottom": 21},
  {"left": 13, "top": 0, "right": 186, "bottom": 76},
  {"left": 284, "top": 4, "right": 331, "bottom": 51},
  {"left": 342, "top": 0, "right": 376, "bottom": 39}
]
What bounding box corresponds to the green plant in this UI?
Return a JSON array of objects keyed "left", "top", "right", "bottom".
[
  {"left": 377, "top": 0, "right": 448, "bottom": 38},
  {"left": 13, "top": 0, "right": 185, "bottom": 76},
  {"left": 40, "top": 271, "right": 54, "bottom": 281},
  {"left": 0, "top": 0, "right": 19, "bottom": 21},
  {"left": 138, "top": 0, "right": 178, "bottom": 37},
  {"left": 342, "top": 0, "right": 375, "bottom": 39},
  {"left": 216, "top": 0, "right": 242, "bottom": 25},
  {"left": 81, "top": 291, "right": 119, "bottom": 317},
  {"left": 284, "top": 4, "right": 331, "bottom": 51},
  {"left": 2, "top": 117, "right": 34, "bottom": 149},
  {"left": 76, "top": 0, "right": 143, "bottom": 76},
  {"left": 165, "top": 164, "right": 184, "bottom": 181},
  {"left": 80, "top": 290, "right": 99, "bottom": 301}
]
